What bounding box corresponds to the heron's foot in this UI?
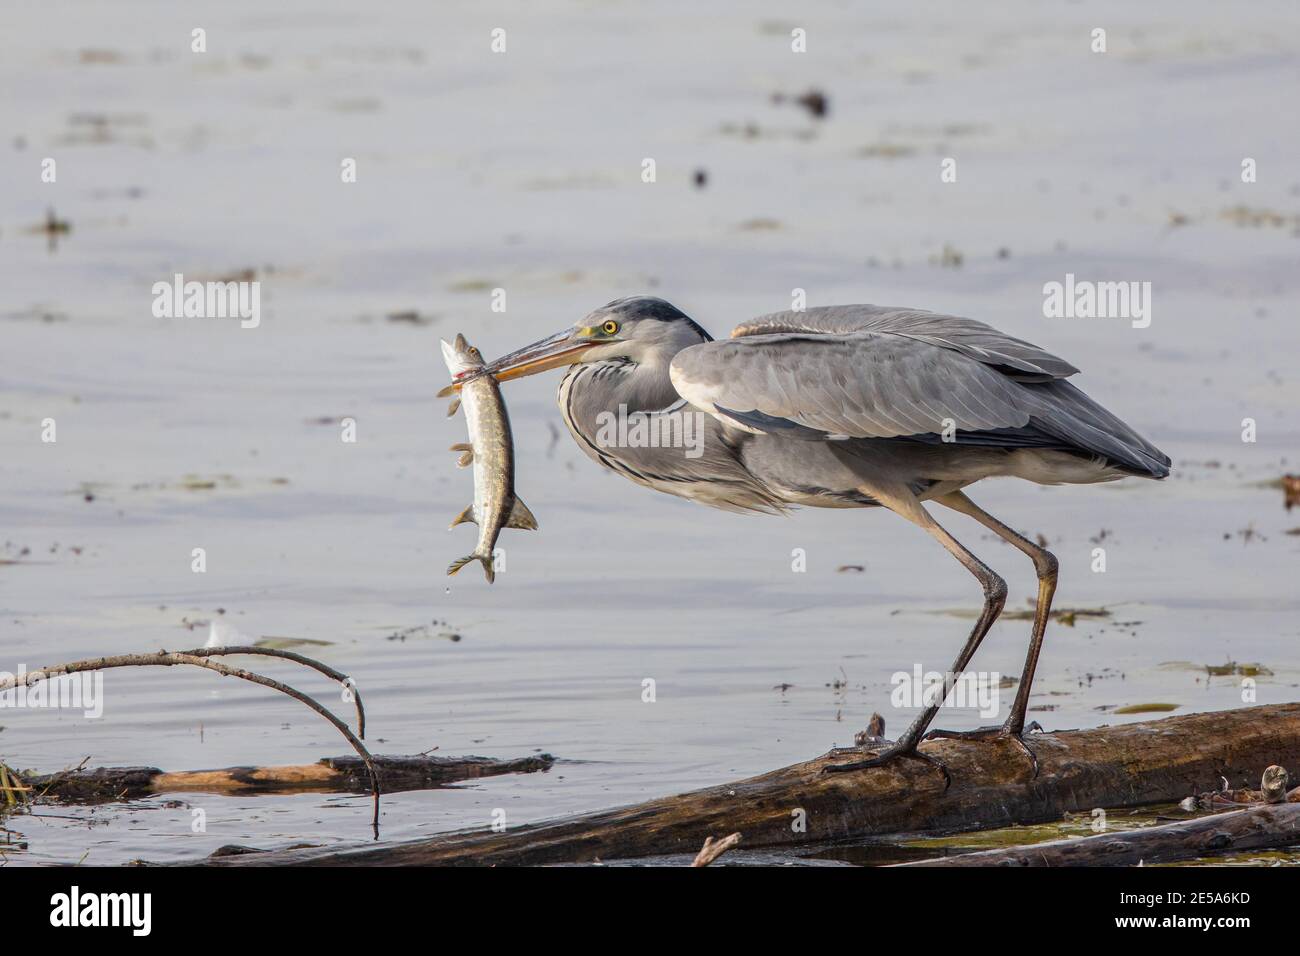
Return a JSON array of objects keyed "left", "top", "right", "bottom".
[
  {"left": 822, "top": 742, "right": 951, "bottom": 792},
  {"left": 922, "top": 720, "right": 1044, "bottom": 778}
]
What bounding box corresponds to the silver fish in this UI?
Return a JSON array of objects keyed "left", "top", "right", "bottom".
[{"left": 438, "top": 333, "right": 537, "bottom": 583}]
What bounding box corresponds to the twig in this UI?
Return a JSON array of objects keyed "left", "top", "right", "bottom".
[
  {"left": 170, "top": 645, "right": 365, "bottom": 738},
  {"left": 692, "top": 832, "right": 742, "bottom": 867},
  {"left": 0, "top": 651, "right": 382, "bottom": 835}
]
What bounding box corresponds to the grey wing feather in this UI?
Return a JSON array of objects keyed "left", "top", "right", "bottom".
[
  {"left": 671, "top": 305, "right": 1170, "bottom": 478},
  {"left": 1029, "top": 379, "right": 1170, "bottom": 477},
  {"left": 731, "top": 305, "right": 1080, "bottom": 381},
  {"left": 672, "top": 331, "right": 1036, "bottom": 439}
]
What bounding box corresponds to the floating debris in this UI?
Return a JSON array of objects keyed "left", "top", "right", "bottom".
[
  {"left": 928, "top": 243, "right": 963, "bottom": 268},
  {"left": 0, "top": 306, "right": 69, "bottom": 323},
  {"left": 78, "top": 49, "right": 125, "bottom": 65},
  {"left": 1181, "top": 766, "right": 1295, "bottom": 812},
  {"left": 771, "top": 88, "right": 829, "bottom": 119},
  {"left": 1219, "top": 205, "right": 1296, "bottom": 229},
  {"left": 1281, "top": 474, "right": 1300, "bottom": 511},
  {"left": 447, "top": 279, "right": 498, "bottom": 293},
  {"left": 254, "top": 637, "right": 336, "bottom": 651},
  {"left": 1113, "top": 703, "right": 1179, "bottom": 715},
  {"left": 1204, "top": 660, "right": 1273, "bottom": 677},
  {"left": 386, "top": 310, "right": 437, "bottom": 326},
  {"left": 984, "top": 602, "right": 1111, "bottom": 626},
  {"left": 857, "top": 142, "right": 916, "bottom": 159},
  {"left": 384, "top": 622, "right": 461, "bottom": 643},
  {"left": 1164, "top": 658, "right": 1274, "bottom": 681}
]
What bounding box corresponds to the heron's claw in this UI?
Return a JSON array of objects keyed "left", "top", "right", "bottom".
[
  {"left": 822, "top": 744, "right": 952, "bottom": 792},
  {"left": 922, "top": 720, "right": 1043, "bottom": 779}
]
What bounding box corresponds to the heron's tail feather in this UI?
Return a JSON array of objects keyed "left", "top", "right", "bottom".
[
  {"left": 447, "top": 551, "right": 495, "bottom": 584},
  {"left": 1033, "top": 380, "right": 1171, "bottom": 479}
]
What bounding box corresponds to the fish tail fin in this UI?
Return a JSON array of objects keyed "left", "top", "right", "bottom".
[
  {"left": 447, "top": 552, "right": 494, "bottom": 583},
  {"left": 506, "top": 496, "right": 538, "bottom": 530}
]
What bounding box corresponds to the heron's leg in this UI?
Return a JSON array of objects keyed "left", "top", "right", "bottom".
[
  {"left": 932, "top": 491, "right": 1058, "bottom": 737},
  {"left": 824, "top": 487, "right": 1006, "bottom": 784}
]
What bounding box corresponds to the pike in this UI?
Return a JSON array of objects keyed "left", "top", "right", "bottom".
[{"left": 437, "top": 334, "right": 537, "bottom": 583}]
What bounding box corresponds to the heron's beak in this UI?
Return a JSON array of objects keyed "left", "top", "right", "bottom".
[{"left": 438, "top": 328, "right": 595, "bottom": 395}]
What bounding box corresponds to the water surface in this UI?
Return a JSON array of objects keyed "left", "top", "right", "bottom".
[{"left": 2, "top": 0, "right": 1299, "bottom": 864}]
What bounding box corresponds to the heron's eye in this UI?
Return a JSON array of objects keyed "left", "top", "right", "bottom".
[{"left": 601, "top": 320, "right": 619, "bottom": 336}]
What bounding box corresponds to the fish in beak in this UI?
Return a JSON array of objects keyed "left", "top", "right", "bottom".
[{"left": 436, "top": 327, "right": 596, "bottom": 397}]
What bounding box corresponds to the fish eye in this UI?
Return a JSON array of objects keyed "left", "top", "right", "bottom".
[{"left": 601, "top": 320, "right": 619, "bottom": 335}]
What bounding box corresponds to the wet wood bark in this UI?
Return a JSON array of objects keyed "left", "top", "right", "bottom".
[
  {"left": 189, "top": 702, "right": 1300, "bottom": 866},
  {"left": 900, "top": 801, "right": 1300, "bottom": 866},
  {"left": 21, "top": 753, "right": 554, "bottom": 801}
]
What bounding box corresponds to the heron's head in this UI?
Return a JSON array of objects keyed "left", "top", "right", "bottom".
[{"left": 445, "top": 296, "right": 710, "bottom": 392}]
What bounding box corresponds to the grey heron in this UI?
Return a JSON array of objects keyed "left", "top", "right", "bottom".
[{"left": 452, "top": 296, "right": 1170, "bottom": 782}]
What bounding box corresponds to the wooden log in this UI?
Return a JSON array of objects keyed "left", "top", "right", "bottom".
[
  {"left": 21, "top": 753, "right": 555, "bottom": 801},
  {"left": 188, "top": 702, "right": 1300, "bottom": 866},
  {"left": 899, "top": 801, "right": 1300, "bottom": 867}
]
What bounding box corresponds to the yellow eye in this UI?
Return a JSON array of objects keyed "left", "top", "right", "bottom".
[{"left": 601, "top": 320, "right": 619, "bottom": 335}]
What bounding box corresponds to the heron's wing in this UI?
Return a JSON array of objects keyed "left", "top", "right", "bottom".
[
  {"left": 670, "top": 306, "right": 1170, "bottom": 477},
  {"left": 669, "top": 327, "right": 1046, "bottom": 440},
  {"left": 730, "top": 305, "right": 1079, "bottom": 382}
]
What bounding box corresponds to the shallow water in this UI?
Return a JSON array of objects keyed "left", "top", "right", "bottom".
[{"left": 2, "top": 0, "right": 1299, "bottom": 864}]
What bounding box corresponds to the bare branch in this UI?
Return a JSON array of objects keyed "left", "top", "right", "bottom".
[
  {"left": 0, "top": 651, "right": 382, "bottom": 834},
  {"left": 692, "top": 832, "right": 742, "bottom": 867}
]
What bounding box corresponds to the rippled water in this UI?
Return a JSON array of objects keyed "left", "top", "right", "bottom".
[{"left": 3, "top": 0, "right": 1299, "bottom": 864}]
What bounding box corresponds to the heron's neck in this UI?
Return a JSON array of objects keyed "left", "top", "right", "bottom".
[
  {"left": 559, "top": 354, "right": 684, "bottom": 446},
  {"left": 613, "top": 355, "right": 682, "bottom": 413}
]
